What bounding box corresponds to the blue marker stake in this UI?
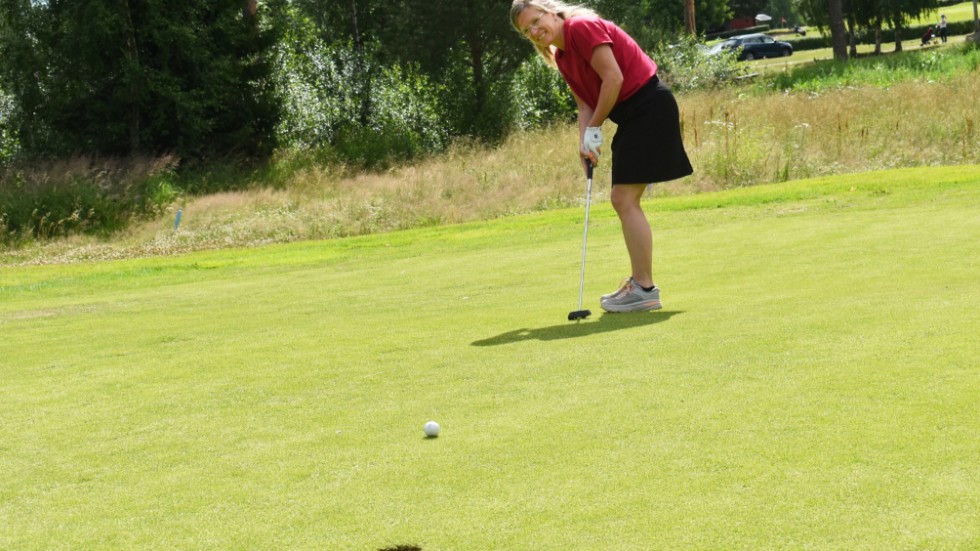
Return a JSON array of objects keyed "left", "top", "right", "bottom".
[{"left": 173, "top": 208, "right": 183, "bottom": 232}]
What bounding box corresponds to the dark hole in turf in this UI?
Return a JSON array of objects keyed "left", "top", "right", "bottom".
[{"left": 378, "top": 546, "right": 422, "bottom": 551}]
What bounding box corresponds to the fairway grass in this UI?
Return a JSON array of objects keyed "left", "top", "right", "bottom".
[{"left": 2, "top": 166, "right": 979, "bottom": 549}]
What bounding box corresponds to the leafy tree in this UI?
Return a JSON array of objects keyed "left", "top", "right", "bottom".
[
  {"left": 292, "top": 0, "right": 529, "bottom": 143},
  {"left": 765, "top": 0, "right": 803, "bottom": 26},
  {"left": 729, "top": 0, "right": 771, "bottom": 19},
  {"left": 800, "top": 0, "right": 940, "bottom": 57},
  {"left": 0, "top": 0, "right": 282, "bottom": 160},
  {"left": 594, "top": 0, "right": 732, "bottom": 45},
  {"left": 377, "top": 0, "right": 529, "bottom": 141},
  {"left": 0, "top": 85, "right": 16, "bottom": 165},
  {"left": 271, "top": 3, "right": 446, "bottom": 166}
]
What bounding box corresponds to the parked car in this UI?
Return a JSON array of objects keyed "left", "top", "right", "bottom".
[{"left": 708, "top": 33, "right": 793, "bottom": 61}]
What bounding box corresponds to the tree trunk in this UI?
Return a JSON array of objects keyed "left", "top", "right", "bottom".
[
  {"left": 828, "top": 0, "right": 848, "bottom": 61},
  {"left": 243, "top": 0, "right": 257, "bottom": 20},
  {"left": 846, "top": 16, "right": 858, "bottom": 58},
  {"left": 469, "top": 38, "right": 485, "bottom": 113},
  {"left": 874, "top": 20, "right": 882, "bottom": 54},
  {"left": 974, "top": 0, "right": 979, "bottom": 32},
  {"left": 684, "top": 0, "right": 697, "bottom": 35},
  {"left": 894, "top": 19, "right": 903, "bottom": 52},
  {"left": 349, "top": 0, "right": 371, "bottom": 126},
  {"left": 119, "top": 0, "right": 140, "bottom": 153}
]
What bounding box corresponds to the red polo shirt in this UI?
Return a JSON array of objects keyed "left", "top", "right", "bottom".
[{"left": 555, "top": 17, "right": 657, "bottom": 110}]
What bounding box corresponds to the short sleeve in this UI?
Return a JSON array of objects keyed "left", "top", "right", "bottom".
[{"left": 567, "top": 18, "right": 613, "bottom": 62}]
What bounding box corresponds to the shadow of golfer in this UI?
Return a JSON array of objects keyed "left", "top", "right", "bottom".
[{"left": 471, "top": 310, "right": 683, "bottom": 346}]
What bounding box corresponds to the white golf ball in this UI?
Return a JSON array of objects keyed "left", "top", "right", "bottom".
[{"left": 423, "top": 421, "right": 441, "bottom": 437}]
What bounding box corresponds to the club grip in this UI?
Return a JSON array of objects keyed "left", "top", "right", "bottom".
[{"left": 585, "top": 159, "right": 593, "bottom": 179}]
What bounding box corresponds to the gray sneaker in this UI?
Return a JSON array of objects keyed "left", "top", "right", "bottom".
[
  {"left": 601, "top": 281, "right": 662, "bottom": 313},
  {"left": 600, "top": 277, "right": 633, "bottom": 303}
]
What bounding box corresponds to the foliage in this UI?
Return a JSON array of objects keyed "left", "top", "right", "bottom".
[
  {"left": 510, "top": 57, "right": 577, "bottom": 129},
  {"left": 0, "top": 86, "right": 16, "bottom": 166},
  {"left": 779, "top": 19, "right": 978, "bottom": 51},
  {"left": 0, "top": 0, "right": 282, "bottom": 161},
  {"left": 595, "top": 0, "right": 733, "bottom": 44},
  {"left": 0, "top": 157, "right": 179, "bottom": 242},
  {"left": 761, "top": 41, "right": 980, "bottom": 90},
  {"left": 272, "top": 8, "right": 447, "bottom": 169},
  {"left": 651, "top": 34, "right": 746, "bottom": 92},
  {"left": 2, "top": 0, "right": 978, "bottom": 247},
  {"left": 289, "top": 0, "right": 529, "bottom": 147},
  {"left": 798, "top": 0, "right": 941, "bottom": 43},
  {"left": 5, "top": 62, "right": 976, "bottom": 258},
  {"left": 764, "top": 0, "right": 804, "bottom": 26}
]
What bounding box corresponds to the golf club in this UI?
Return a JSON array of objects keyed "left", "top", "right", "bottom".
[{"left": 568, "top": 159, "right": 594, "bottom": 321}]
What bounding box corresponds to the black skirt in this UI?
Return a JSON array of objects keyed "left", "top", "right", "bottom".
[{"left": 607, "top": 75, "right": 693, "bottom": 185}]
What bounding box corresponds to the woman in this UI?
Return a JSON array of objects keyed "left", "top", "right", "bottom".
[{"left": 510, "top": 0, "right": 693, "bottom": 313}]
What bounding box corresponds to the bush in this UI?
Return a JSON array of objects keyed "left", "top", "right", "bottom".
[
  {"left": 509, "top": 57, "right": 576, "bottom": 130},
  {"left": 0, "top": 157, "right": 178, "bottom": 243},
  {"left": 274, "top": 33, "right": 447, "bottom": 170},
  {"left": 651, "top": 35, "right": 746, "bottom": 92},
  {"left": 0, "top": 90, "right": 17, "bottom": 167}
]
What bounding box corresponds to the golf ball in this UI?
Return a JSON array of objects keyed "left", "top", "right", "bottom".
[{"left": 424, "top": 421, "right": 440, "bottom": 437}]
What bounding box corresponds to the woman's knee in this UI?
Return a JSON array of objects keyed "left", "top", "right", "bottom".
[{"left": 610, "top": 185, "right": 644, "bottom": 214}]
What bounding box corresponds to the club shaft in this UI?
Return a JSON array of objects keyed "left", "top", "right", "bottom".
[{"left": 576, "top": 175, "right": 592, "bottom": 311}]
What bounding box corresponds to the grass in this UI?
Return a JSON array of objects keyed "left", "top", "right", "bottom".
[
  {"left": 917, "top": 1, "right": 980, "bottom": 24},
  {"left": 754, "top": 41, "right": 980, "bottom": 89},
  {"left": 752, "top": 31, "right": 978, "bottom": 72},
  {"left": 4, "top": 58, "right": 978, "bottom": 266},
  {"left": 2, "top": 165, "right": 979, "bottom": 549}
]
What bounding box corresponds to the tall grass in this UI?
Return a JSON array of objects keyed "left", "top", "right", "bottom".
[
  {"left": 0, "top": 157, "right": 179, "bottom": 243},
  {"left": 681, "top": 70, "right": 979, "bottom": 190}
]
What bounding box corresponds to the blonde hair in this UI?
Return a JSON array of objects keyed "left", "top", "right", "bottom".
[{"left": 510, "top": 0, "right": 598, "bottom": 67}]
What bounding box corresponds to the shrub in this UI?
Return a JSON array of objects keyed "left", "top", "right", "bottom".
[
  {"left": 0, "top": 90, "right": 17, "bottom": 167},
  {"left": 651, "top": 35, "right": 745, "bottom": 92},
  {"left": 510, "top": 57, "right": 576, "bottom": 130},
  {"left": 0, "top": 156, "right": 178, "bottom": 243},
  {"left": 274, "top": 34, "right": 447, "bottom": 169}
]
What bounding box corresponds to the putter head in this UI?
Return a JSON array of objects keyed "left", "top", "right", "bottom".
[{"left": 568, "top": 309, "right": 591, "bottom": 321}]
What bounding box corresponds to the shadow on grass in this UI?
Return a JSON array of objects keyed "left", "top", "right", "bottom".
[{"left": 472, "top": 310, "right": 683, "bottom": 346}]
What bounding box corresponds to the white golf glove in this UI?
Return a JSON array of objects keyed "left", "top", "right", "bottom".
[{"left": 583, "top": 126, "right": 603, "bottom": 157}]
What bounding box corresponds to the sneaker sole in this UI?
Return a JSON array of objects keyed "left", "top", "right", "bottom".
[{"left": 602, "top": 300, "right": 663, "bottom": 313}]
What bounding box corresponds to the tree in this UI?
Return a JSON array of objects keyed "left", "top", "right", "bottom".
[
  {"left": 292, "top": 0, "right": 528, "bottom": 141},
  {"left": 0, "top": 0, "right": 282, "bottom": 160},
  {"left": 729, "top": 0, "right": 770, "bottom": 20},
  {"left": 765, "top": 0, "right": 802, "bottom": 27},
  {"left": 594, "top": 0, "right": 731, "bottom": 47},
  {"left": 971, "top": 0, "right": 979, "bottom": 37},
  {"left": 684, "top": 0, "right": 696, "bottom": 34},
  {"left": 828, "top": 0, "right": 849, "bottom": 60}
]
